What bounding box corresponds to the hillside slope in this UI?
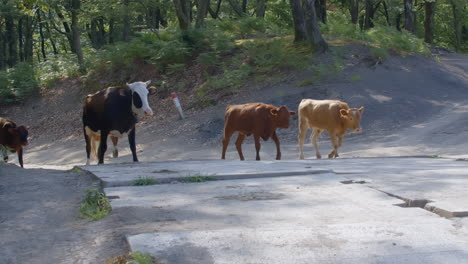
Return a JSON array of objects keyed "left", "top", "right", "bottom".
[{"left": 1, "top": 46, "right": 467, "bottom": 166}]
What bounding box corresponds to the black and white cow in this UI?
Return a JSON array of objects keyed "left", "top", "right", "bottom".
[{"left": 82, "top": 81, "right": 156, "bottom": 165}]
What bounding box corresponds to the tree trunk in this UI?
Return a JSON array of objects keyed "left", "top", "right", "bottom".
[
  {"left": 256, "top": 0, "right": 266, "bottom": 18},
  {"left": 0, "top": 27, "right": 5, "bottom": 70},
  {"left": 303, "top": 0, "right": 328, "bottom": 52},
  {"left": 123, "top": 0, "right": 131, "bottom": 41},
  {"left": 18, "top": 17, "right": 24, "bottom": 62},
  {"left": 242, "top": 0, "right": 248, "bottom": 13},
  {"left": 364, "top": 0, "right": 374, "bottom": 29},
  {"left": 45, "top": 18, "right": 59, "bottom": 55},
  {"left": 173, "top": 0, "right": 191, "bottom": 30},
  {"left": 349, "top": 0, "right": 359, "bottom": 24},
  {"left": 383, "top": 0, "right": 391, "bottom": 26},
  {"left": 315, "top": 0, "right": 326, "bottom": 24},
  {"left": 23, "top": 16, "right": 34, "bottom": 63},
  {"left": 70, "top": 0, "right": 85, "bottom": 72},
  {"left": 450, "top": 0, "right": 462, "bottom": 51},
  {"left": 404, "top": 0, "right": 414, "bottom": 32},
  {"left": 109, "top": 18, "right": 115, "bottom": 43},
  {"left": 289, "top": 0, "right": 307, "bottom": 42},
  {"left": 227, "top": 0, "right": 245, "bottom": 16},
  {"left": 5, "top": 4, "right": 17, "bottom": 67},
  {"left": 423, "top": 1, "right": 435, "bottom": 44},
  {"left": 208, "top": 0, "right": 222, "bottom": 18},
  {"left": 55, "top": 8, "right": 75, "bottom": 53},
  {"left": 37, "top": 9, "right": 47, "bottom": 61},
  {"left": 195, "top": 0, "right": 209, "bottom": 28}
]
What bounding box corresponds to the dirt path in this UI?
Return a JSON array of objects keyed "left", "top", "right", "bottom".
[{"left": 0, "top": 164, "right": 177, "bottom": 264}]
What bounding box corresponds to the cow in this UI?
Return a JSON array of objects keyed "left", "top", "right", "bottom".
[
  {"left": 298, "top": 99, "right": 364, "bottom": 159},
  {"left": 221, "top": 103, "right": 295, "bottom": 161},
  {"left": 0, "top": 118, "right": 29, "bottom": 168},
  {"left": 82, "top": 81, "right": 156, "bottom": 165}
]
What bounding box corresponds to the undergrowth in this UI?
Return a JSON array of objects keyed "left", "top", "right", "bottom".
[
  {"left": 79, "top": 188, "right": 111, "bottom": 221},
  {"left": 132, "top": 177, "right": 159, "bottom": 186}
]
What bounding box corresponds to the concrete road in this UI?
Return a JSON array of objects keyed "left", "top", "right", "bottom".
[{"left": 82, "top": 157, "right": 468, "bottom": 264}]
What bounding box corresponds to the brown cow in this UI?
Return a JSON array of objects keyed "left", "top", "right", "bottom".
[
  {"left": 0, "top": 118, "right": 29, "bottom": 168},
  {"left": 298, "top": 99, "right": 364, "bottom": 159},
  {"left": 221, "top": 103, "right": 295, "bottom": 161}
]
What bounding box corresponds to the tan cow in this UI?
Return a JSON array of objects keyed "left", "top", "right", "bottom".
[{"left": 298, "top": 99, "right": 364, "bottom": 159}]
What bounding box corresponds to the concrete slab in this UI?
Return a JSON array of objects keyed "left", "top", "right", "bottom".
[
  {"left": 93, "top": 157, "right": 468, "bottom": 217},
  {"left": 80, "top": 160, "right": 331, "bottom": 187},
  {"left": 116, "top": 175, "right": 468, "bottom": 264}
]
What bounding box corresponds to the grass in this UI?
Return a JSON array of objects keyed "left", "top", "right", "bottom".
[
  {"left": 295, "top": 79, "right": 316, "bottom": 87},
  {"left": 106, "top": 251, "right": 159, "bottom": 264},
  {"left": 79, "top": 189, "right": 111, "bottom": 221},
  {"left": 179, "top": 174, "right": 216, "bottom": 183},
  {"left": 70, "top": 166, "right": 84, "bottom": 173},
  {"left": 350, "top": 75, "right": 361, "bottom": 81},
  {"left": 132, "top": 177, "right": 159, "bottom": 186}
]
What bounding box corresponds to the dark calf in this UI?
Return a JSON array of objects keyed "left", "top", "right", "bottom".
[{"left": 0, "top": 118, "right": 29, "bottom": 168}]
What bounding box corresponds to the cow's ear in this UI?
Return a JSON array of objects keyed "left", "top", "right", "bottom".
[
  {"left": 145, "top": 80, "right": 151, "bottom": 86},
  {"left": 289, "top": 111, "right": 296, "bottom": 116},
  {"left": 340, "top": 109, "right": 349, "bottom": 117},
  {"left": 358, "top": 106, "right": 365, "bottom": 114},
  {"left": 148, "top": 86, "right": 157, "bottom": 95},
  {"left": 270, "top": 109, "right": 279, "bottom": 115}
]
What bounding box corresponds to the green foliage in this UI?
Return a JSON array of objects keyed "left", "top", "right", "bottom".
[
  {"left": 350, "top": 75, "right": 361, "bottom": 81},
  {"left": 179, "top": 174, "right": 216, "bottom": 183},
  {"left": 37, "top": 54, "right": 81, "bottom": 88},
  {"left": 0, "top": 63, "right": 39, "bottom": 105},
  {"left": 127, "top": 251, "right": 155, "bottom": 264},
  {"left": 79, "top": 189, "right": 111, "bottom": 221},
  {"left": 370, "top": 47, "right": 389, "bottom": 61},
  {"left": 322, "top": 12, "right": 431, "bottom": 55},
  {"left": 132, "top": 177, "right": 159, "bottom": 186},
  {"left": 295, "top": 79, "right": 316, "bottom": 87}
]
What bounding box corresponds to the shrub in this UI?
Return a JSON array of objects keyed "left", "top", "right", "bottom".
[{"left": 79, "top": 189, "right": 111, "bottom": 221}]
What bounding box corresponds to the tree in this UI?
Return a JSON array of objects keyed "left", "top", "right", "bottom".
[
  {"left": 289, "top": 0, "right": 307, "bottom": 42},
  {"left": 424, "top": 0, "right": 435, "bottom": 43},
  {"left": 69, "top": 0, "right": 85, "bottom": 72},
  {"left": 303, "top": 0, "right": 328, "bottom": 51},
  {"left": 195, "top": 0, "right": 209, "bottom": 28},
  {"left": 173, "top": 0, "right": 191, "bottom": 30},
  {"left": 404, "top": 0, "right": 414, "bottom": 32}
]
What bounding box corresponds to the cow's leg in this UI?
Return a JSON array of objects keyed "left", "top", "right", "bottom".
[
  {"left": 298, "top": 117, "right": 308, "bottom": 160},
  {"left": 84, "top": 128, "right": 91, "bottom": 165},
  {"left": 17, "top": 148, "right": 24, "bottom": 168},
  {"left": 335, "top": 135, "right": 344, "bottom": 158},
  {"left": 254, "top": 135, "right": 261, "bottom": 161},
  {"left": 235, "top": 133, "right": 246, "bottom": 161},
  {"left": 221, "top": 129, "right": 234, "bottom": 160},
  {"left": 110, "top": 136, "right": 119, "bottom": 158},
  {"left": 328, "top": 134, "right": 339, "bottom": 159},
  {"left": 311, "top": 129, "right": 322, "bottom": 159},
  {"left": 1, "top": 145, "right": 8, "bottom": 163},
  {"left": 272, "top": 131, "right": 281, "bottom": 160},
  {"left": 98, "top": 130, "right": 109, "bottom": 164},
  {"left": 128, "top": 128, "right": 138, "bottom": 162}
]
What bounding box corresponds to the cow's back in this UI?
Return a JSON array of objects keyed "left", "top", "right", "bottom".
[
  {"left": 83, "top": 87, "right": 136, "bottom": 132},
  {"left": 299, "top": 99, "right": 349, "bottom": 131}
]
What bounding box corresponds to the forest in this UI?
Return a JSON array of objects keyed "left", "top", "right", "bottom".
[{"left": 0, "top": 0, "right": 467, "bottom": 106}]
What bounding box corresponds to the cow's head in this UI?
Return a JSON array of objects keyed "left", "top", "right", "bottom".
[
  {"left": 340, "top": 106, "right": 364, "bottom": 133},
  {"left": 3, "top": 122, "right": 29, "bottom": 147},
  {"left": 127, "top": 80, "right": 156, "bottom": 117},
  {"left": 271, "top": 105, "right": 296, "bottom": 128}
]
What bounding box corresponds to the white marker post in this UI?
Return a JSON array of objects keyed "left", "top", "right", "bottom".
[{"left": 171, "top": 93, "right": 185, "bottom": 119}]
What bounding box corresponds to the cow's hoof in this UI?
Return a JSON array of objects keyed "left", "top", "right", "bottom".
[
  {"left": 299, "top": 155, "right": 304, "bottom": 160},
  {"left": 113, "top": 149, "right": 118, "bottom": 158},
  {"left": 316, "top": 155, "right": 322, "bottom": 159}
]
